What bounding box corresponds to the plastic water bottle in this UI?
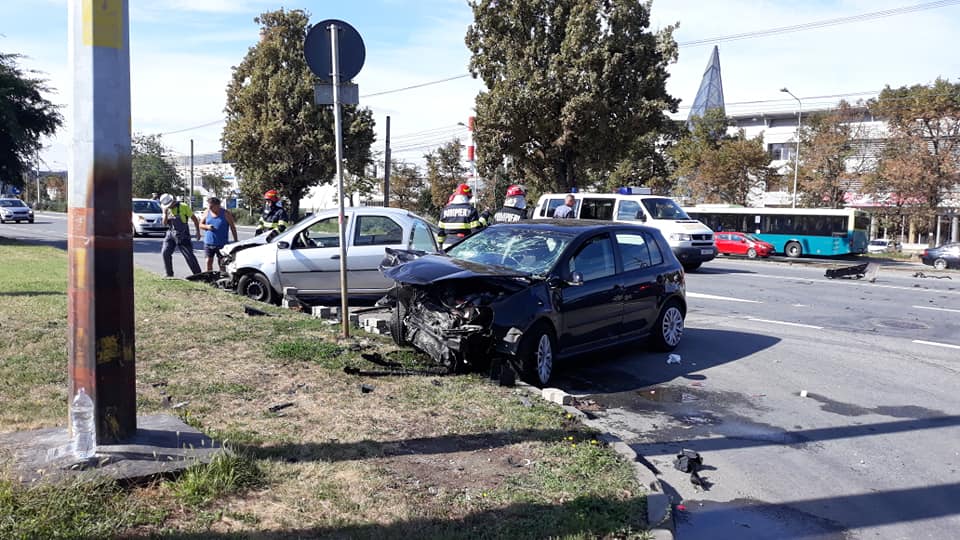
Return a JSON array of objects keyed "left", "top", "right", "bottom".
[{"left": 71, "top": 388, "right": 96, "bottom": 459}]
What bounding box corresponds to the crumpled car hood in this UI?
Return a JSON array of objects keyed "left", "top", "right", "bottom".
[
  {"left": 382, "top": 250, "right": 530, "bottom": 286},
  {"left": 221, "top": 230, "right": 277, "bottom": 256}
]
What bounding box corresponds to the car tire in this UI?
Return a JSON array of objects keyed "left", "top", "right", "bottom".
[
  {"left": 237, "top": 273, "right": 276, "bottom": 304},
  {"left": 747, "top": 247, "right": 757, "bottom": 258},
  {"left": 682, "top": 262, "right": 701, "bottom": 272},
  {"left": 649, "top": 299, "right": 685, "bottom": 352},
  {"left": 934, "top": 258, "right": 948, "bottom": 271},
  {"left": 390, "top": 293, "right": 408, "bottom": 346},
  {"left": 785, "top": 241, "right": 802, "bottom": 258},
  {"left": 28, "top": 218, "right": 34, "bottom": 224},
  {"left": 518, "top": 322, "right": 557, "bottom": 387}
]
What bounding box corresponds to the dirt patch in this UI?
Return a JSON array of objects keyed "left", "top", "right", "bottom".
[{"left": 381, "top": 440, "right": 538, "bottom": 492}]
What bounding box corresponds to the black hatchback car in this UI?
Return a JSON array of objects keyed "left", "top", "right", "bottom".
[
  {"left": 920, "top": 243, "right": 960, "bottom": 270},
  {"left": 381, "top": 221, "right": 686, "bottom": 385}
]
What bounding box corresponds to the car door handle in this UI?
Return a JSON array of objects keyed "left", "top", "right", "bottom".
[{"left": 330, "top": 255, "right": 340, "bottom": 260}]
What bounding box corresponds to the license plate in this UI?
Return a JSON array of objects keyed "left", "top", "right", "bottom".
[{"left": 700, "top": 249, "right": 713, "bottom": 255}]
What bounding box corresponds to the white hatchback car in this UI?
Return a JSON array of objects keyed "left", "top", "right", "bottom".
[
  {"left": 222, "top": 207, "right": 438, "bottom": 303},
  {"left": 867, "top": 238, "right": 901, "bottom": 254},
  {"left": 132, "top": 198, "right": 166, "bottom": 237}
]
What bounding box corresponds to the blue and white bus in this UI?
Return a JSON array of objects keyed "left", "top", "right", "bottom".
[{"left": 683, "top": 206, "right": 870, "bottom": 258}]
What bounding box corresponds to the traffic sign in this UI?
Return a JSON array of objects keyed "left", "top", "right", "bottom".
[{"left": 304, "top": 19, "right": 365, "bottom": 82}]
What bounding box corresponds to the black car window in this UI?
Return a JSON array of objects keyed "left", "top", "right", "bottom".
[
  {"left": 615, "top": 233, "right": 652, "bottom": 271},
  {"left": 647, "top": 232, "right": 664, "bottom": 266},
  {"left": 580, "top": 198, "right": 615, "bottom": 221},
  {"left": 354, "top": 215, "right": 403, "bottom": 246},
  {"left": 296, "top": 216, "right": 346, "bottom": 249},
  {"left": 133, "top": 200, "right": 161, "bottom": 213},
  {"left": 543, "top": 198, "right": 563, "bottom": 217},
  {"left": 568, "top": 234, "right": 616, "bottom": 281}
]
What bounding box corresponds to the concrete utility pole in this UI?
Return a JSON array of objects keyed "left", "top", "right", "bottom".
[
  {"left": 780, "top": 88, "right": 802, "bottom": 208},
  {"left": 190, "top": 139, "right": 194, "bottom": 209},
  {"left": 383, "top": 115, "right": 391, "bottom": 207},
  {"left": 330, "top": 23, "right": 350, "bottom": 338},
  {"left": 67, "top": 0, "right": 137, "bottom": 443}
]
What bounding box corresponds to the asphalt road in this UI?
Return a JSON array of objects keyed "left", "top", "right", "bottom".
[{"left": 5, "top": 215, "right": 960, "bottom": 538}]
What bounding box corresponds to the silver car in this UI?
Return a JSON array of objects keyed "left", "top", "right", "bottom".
[
  {"left": 223, "top": 207, "right": 438, "bottom": 303},
  {"left": 0, "top": 198, "right": 34, "bottom": 223}
]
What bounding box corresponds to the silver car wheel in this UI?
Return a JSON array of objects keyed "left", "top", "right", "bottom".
[
  {"left": 662, "top": 306, "right": 684, "bottom": 347},
  {"left": 934, "top": 259, "right": 947, "bottom": 271},
  {"left": 536, "top": 334, "right": 553, "bottom": 385}
]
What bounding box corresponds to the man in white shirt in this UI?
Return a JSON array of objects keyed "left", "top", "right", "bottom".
[{"left": 553, "top": 194, "right": 576, "bottom": 218}]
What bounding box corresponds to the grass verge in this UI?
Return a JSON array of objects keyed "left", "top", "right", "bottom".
[{"left": 0, "top": 239, "right": 647, "bottom": 538}]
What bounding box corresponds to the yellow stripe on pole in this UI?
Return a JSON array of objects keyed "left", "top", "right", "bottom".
[{"left": 82, "top": 0, "right": 123, "bottom": 49}]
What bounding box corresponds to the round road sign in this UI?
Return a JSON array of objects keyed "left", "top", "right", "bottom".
[{"left": 304, "top": 19, "right": 366, "bottom": 82}]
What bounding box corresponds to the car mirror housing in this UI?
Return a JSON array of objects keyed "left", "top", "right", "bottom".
[
  {"left": 636, "top": 211, "right": 647, "bottom": 222},
  {"left": 277, "top": 241, "right": 290, "bottom": 250},
  {"left": 568, "top": 272, "right": 584, "bottom": 286}
]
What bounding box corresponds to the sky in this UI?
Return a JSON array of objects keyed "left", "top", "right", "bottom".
[{"left": 2, "top": 0, "right": 959, "bottom": 172}]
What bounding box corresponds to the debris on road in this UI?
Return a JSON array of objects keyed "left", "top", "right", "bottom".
[
  {"left": 800, "top": 390, "right": 809, "bottom": 398},
  {"left": 360, "top": 383, "right": 375, "bottom": 394},
  {"left": 268, "top": 402, "right": 295, "bottom": 413},
  {"left": 824, "top": 262, "right": 876, "bottom": 280},
  {"left": 673, "top": 449, "right": 703, "bottom": 473},
  {"left": 667, "top": 354, "right": 682, "bottom": 364},
  {"left": 243, "top": 305, "right": 270, "bottom": 317},
  {"left": 913, "top": 271, "right": 952, "bottom": 280}
]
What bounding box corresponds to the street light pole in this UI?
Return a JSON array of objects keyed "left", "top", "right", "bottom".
[{"left": 781, "top": 88, "right": 802, "bottom": 208}]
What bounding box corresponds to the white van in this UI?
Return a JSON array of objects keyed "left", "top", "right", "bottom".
[{"left": 532, "top": 192, "right": 717, "bottom": 270}]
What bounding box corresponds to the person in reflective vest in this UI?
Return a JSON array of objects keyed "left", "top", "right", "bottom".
[
  {"left": 493, "top": 184, "right": 529, "bottom": 223},
  {"left": 256, "top": 189, "right": 289, "bottom": 235},
  {"left": 437, "top": 183, "right": 486, "bottom": 248},
  {"left": 159, "top": 193, "right": 202, "bottom": 277}
]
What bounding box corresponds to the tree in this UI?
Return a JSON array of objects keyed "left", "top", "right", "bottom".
[
  {"left": 132, "top": 134, "right": 181, "bottom": 197},
  {"left": 671, "top": 110, "right": 770, "bottom": 205},
  {"left": 465, "top": 0, "right": 679, "bottom": 193},
  {"left": 222, "top": 9, "right": 376, "bottom": 219},
  {"left": 389, "top": 161, "right": 424, "bottom": 212},
  {"left": 201, "top": 173, "right": 230, "bottom": 198},
  {"left": 0, "top": 53, "right": 62, "bottom": 188},
  {"left": 425, "top": 139, "right": 467, "bottom": 219},
  {"left": 793, "top": 101, "right": 871, "bottom": 208},
  {"left": 865, "top": 79, "right": 960, "bottom": 235}
]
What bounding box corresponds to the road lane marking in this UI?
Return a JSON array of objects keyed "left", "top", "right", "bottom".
[
  {"left": 688, "top": 292, "right": 762, "bottom": 304},
  {"left": 742, "top": 272, "right": 960, "bottom": 296},
  {"left": 912, "top": 305, "right": 960, "bottom": 314},
  {"left": 912, "top": 340, "right": 960, "bottom": 350},
  {"left": 746, "top": 318, "right": 823, "bottom": 330}
]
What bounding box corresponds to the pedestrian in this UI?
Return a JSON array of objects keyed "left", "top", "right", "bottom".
[
  {"left": 553, "top": 194, "right": 577, "bottom": 218},
  {"left": 437, "top": 183, "right": 486, "bottom": 248},
  {"left": 151, "top": 192, "right": 159, "bottom": 201},
  {"left": 256, "top": 189, "right": 289, "bottom": 235},
  {"left": 159, "top": 193, "right": 202, "bottom": 277},
  {"left": 199, "top": 197, "right": 238, "bottom": 272},
  {"left": 493, "top": 184, "right": 529, "bottom": 223}
]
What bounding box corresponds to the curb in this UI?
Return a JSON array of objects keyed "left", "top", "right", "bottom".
[{"left": 515, "top": 382, "right": 675, "bottom": 539}]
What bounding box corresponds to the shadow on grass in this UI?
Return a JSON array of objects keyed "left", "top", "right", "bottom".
[
  {"left": 239, "top": 429, "right": 572, "bottom": 463},
  {"left": 154, "top": 495, "right": 648, "bottom": 540},
  {"left": 0, "top": 291, "right": 64, "bottom": 297}
]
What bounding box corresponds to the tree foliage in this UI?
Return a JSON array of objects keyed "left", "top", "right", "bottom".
[
  {"left": 794, "top": 101, "right": 872, "bottom": 208},
  {"left": 865, "top": 78, "right": 960, "bottom": 222},
  {"left": 671, "top": 109, "right": 770, "bottom": 206},
  {"left": 425, "top": 139, "right": 467, "bottom": 219},
  {"left": 201, "top": 173, "right": 230, "bottom": 199},
  {"left": 388, "top": 161, "right": 424, "bottom": 212},
  {"left": 0, "top": 53, "right": 62, "bottom": 188},
  {"left": 465, "top": 0, "right": 679, "bottom": 193},
  {"left": 131, "top": 134, "right": 181, "bottom": 198},
  {"left": 221, "top": 9, "right": 376, "bottom": 218}
]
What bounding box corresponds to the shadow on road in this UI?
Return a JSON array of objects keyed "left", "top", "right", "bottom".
[{"left": 552, "top": 328, "right": 780, "bottom": 394}]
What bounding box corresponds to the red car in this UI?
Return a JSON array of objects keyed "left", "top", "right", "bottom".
[{"left": 715, "top": 232, "right": 775, "bottom": 258}]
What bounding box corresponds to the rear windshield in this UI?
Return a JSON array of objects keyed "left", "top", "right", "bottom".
[
  {"left": 0, "top": 199, "right": 27, "bottom": 208},
  {"left": 133, "top": 200, "right": 161, "bottom": 213},
  {"left": 640, "top": 198, "right": 689, "bottom": 220}
]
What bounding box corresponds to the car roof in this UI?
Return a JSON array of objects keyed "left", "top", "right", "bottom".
[{"left": 487, "top": 219, "right": 660, "bottom": 235}]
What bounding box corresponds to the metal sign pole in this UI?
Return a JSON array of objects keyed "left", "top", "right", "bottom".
[{"left": 330, "top": 23, "right": 350, "bottom": 338}]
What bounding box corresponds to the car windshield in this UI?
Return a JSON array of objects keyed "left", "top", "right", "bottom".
[
  {"left": 133, "top": 200, "right": 161, "bottom": 213},
  {"left": 448, "top": 227, "right": 575, "bottom": 275},
  {"left": 869, "top": 240, "right": 888, "bottom": 246},
  {"left": 0, "top": 200, "right": 27, "bottom": 208},
  {"left": 640, "top": 198, "right": 690, "bottom": 220}
]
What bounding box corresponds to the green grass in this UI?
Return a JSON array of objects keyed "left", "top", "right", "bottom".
[
  {"left": 268, "top": 338, "right": 345, "bottom": 366},
  {"left": 172, "top": 453, "right": 263, "bottom": 507}
]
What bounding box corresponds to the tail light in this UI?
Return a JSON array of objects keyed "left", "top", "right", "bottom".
[{"left": 922, "top": 249, "right": 928, "bottom": 257}]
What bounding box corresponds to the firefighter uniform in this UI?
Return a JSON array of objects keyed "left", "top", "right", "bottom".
[
  {"left": 257, "top": 204, "right": 289, "bottom": 235},
  {"left": 437, "top": 202, "right": 485, "bottom": 247},
  {"left": 493, "top": 205, "right": 527, "bottom": 223}
]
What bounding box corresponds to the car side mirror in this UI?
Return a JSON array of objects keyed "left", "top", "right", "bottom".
[
  {"left": 277, "top": 241, "right": 290, "bottom": 250},
  {"left": 568, "top": 272, "right": 584, "bottom": 286},
  {"left": 741, "top": 238, "right": 747, "bottom": 243},
  {"left": 636, "top": 211, "right": 647, "bottom": 222}
]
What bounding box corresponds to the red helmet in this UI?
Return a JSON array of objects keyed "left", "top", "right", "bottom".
[
  {"left": 263, "top": 189, "right": 279, "bottom": 202},
  {"left": 454, "top": 183, "right": 473, "bottom": 197},
  {"left": 506, "top": 184, "right": 526, "bottom": 197}
]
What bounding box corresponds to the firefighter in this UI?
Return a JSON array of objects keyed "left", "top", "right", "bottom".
[
  {"left": 437, "top": 183, "right": 486, "bottom": 248},
  {"left": 256, "top": 189, "right": 289, "bottom": 235},
  {"left": 493, "top": 184, "right": 529, "bottom": 223}
]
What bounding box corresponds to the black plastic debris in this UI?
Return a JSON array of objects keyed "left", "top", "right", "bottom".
[
  {"left": 243, "top": 305, "right": 270, "bottom": 317},
  {"left": 268, "top": 402, "right": 295, "bottom": 413},
  {"left": 914, "top": 271, "right": 952, "bottom": 280},
  {"left": 360, "top": 384, "right": 375, "bottom": 394},
  {"left": 674, "top": 448, "right": 703, "bottom": 473},
  {"left": 825, "top": 263, "right": 869, "bottom": 280}
]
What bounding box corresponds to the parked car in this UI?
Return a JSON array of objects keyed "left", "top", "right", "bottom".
[
  {"left": 715, "top": 231, "right": 774, "bottom": 258},
  {"left": 222, "top": 207, "right": 438, "bottom": 302},
  {"left": 0, "top": 198, "right": 34, "bottom": 223},
  {"left": 867, "top": 238, "right": 902, "bottom": 254},
  {"left": 920, "top": 243, "right": 960, "bottom": 270},
  {"left": 382, "top": 221, "right": 687, "bottom": 385},
  {"left": 132, "top": 198, "right": 165, "bottom": 237}
]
